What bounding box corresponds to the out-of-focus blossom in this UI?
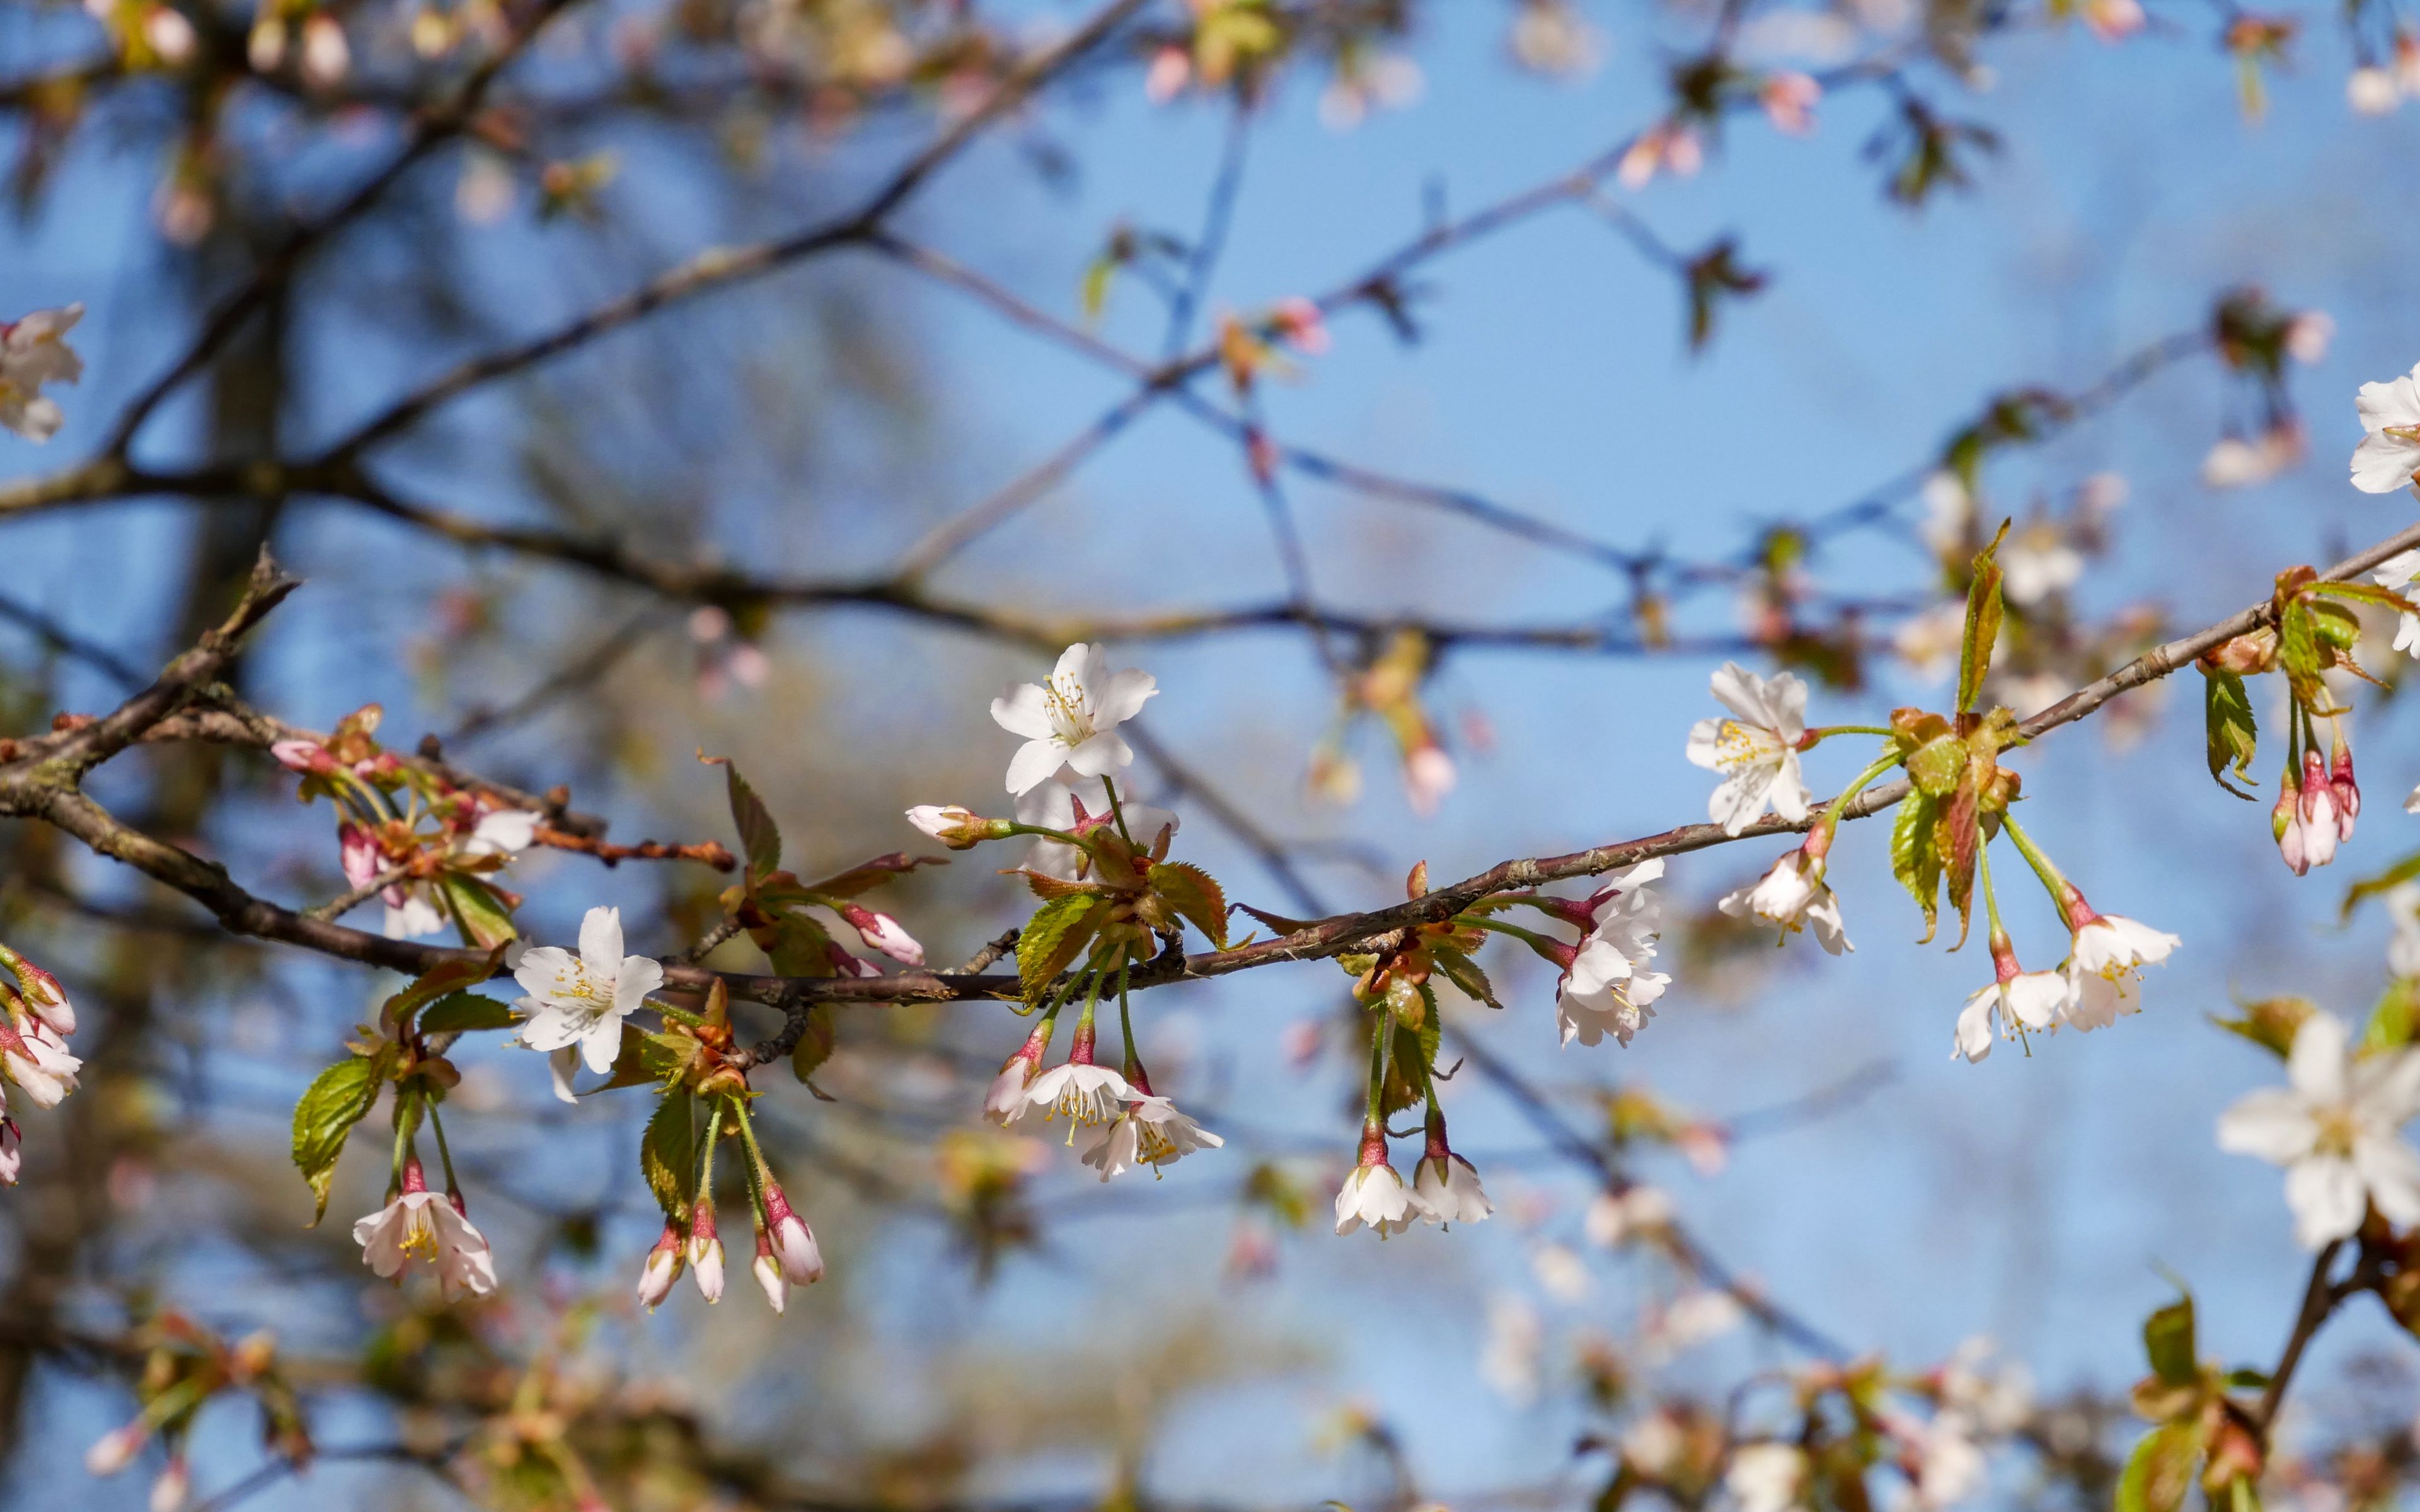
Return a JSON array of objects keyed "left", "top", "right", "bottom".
[
  {"left": 0, "top": 304, "right": 84, "bottom": 444},
  {"left": 1618, "top": 120, "right": 1703, "bottom": 189},
  {"left": 1726, "top": 1443, "right": 1808, "bottom": 1512},
  {"left": 2218, "top": 1011, "right": 2420, "bottom": 1247},
  {"left": 1761, "top": 72, "right": 1821, "bottom": 134},
  {"left": 1479, "top": 1293, "right": 1543, "bottom": 1406},
  {"left": 2349, "top": 66, "right": 2401, "bottom": 114}
]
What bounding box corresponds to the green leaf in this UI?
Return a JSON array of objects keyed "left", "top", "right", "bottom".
[
  {"left": 2143, "top": 1292, "right": 2199, "bottom": 1387},
  {"left": 439, "top": 874, "right": 518, "bottom": 950},
  {"left": 2117, "top": 1423, "right": 2206, "bottom": 1512},
  {"left": 2363, "top": 978, "right": 2420, "bottom": 1054},
  {"left": 1431, "top": 946, "right": 1501, "bottom": 1009},
  {"left": 1956, "top": 518, "right": 2010, "bottom": 716},
  {"left": 1018, "top": 893, "right": 1109, "bottom": 1004},
  {"left": 722, "top": 760, "right": 782, "bottom": 883},
  {"left": 381, "top": 946, "right": 506, "bottom": 1034},
  {"left": 1942, "top": 763, "right": 1983, "bottom": 949},
  {"left": 2201, "top": 668, "right": 2259, "bottom": 800},
  {"left": 1891, "top": 792, "right": 1943, "bottom": 943},
  {"left": 291, "top": 1053, "right": 390, "bottom": 1225},
  {"left": 790, "top": 1003, "right": 837, "bottom": 1083},
  {"left": 640, "top": 1091, "right": 697, "bottom": 1220},
  {"left": 1150, "top": 862, "right": 1230, "bottom": 948},
  {"left": 417, "top": 991, "right": 517, "bottom": 1036},
  {"left": 761, "top": 913, "right": 835, "bottom": 978},
  {"left": 1905, "top": 733, "right": 1968, "bottom": 797},
  {"left": 597, "top": 1025, "right": 704, "bottom": 1090},
  {"left": 2341, "top": 848, "right": 2420, "bottom": 921},
  {"left": 2278, "top": 600, "right": 2322, "bottom": 702}
]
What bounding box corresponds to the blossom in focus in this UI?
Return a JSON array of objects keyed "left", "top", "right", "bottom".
[
  {"left": 2218, "top": 1011, "right": 2420, "bottom": 1247},
  {"left": 1555, "top": 861, "right": 1671, "bottom": 1047},
  {"left": 1022, "top": 1060, "right": 1134, "bottom": 1137},
  {"left": 1726, "top": 1443, "right": 1807, "bottom": 1512},
  {"left": 0, "top": 1017, "right": 79, "bottom": 1109},
  {"left": 1686, "top": 662, "right": 1812, "bottom": 835},
  {"left": 989, "top": 643, "right": 1157, "bottom": 796},
  {"left": 1335, "top": 1126, "right": 1423, "bottom": 1237},
  {"left": 1719, "top": 845, "right": 1850, "bottom": 954},
  {"left": 688, "top": 1205, "right": 725, "bottom": 1303},
  {"left": 763, "top": 1183, "right": 824, "bottom": 1285},
  {"left": 0, "top": 304, "right": 83, "bottom": 443},
  {"left": 1952, "top": 954, "right": 2067, "bottom": 1063},
  {"left": 510, "top": 905, "right": 666, "bottom": 1074},
  {"left": 1412, "top": 1113, "right": 1492, "bottom": 1227},
  {"left": 352, "top": 1162, "right": 498, "bottom": 1300},
  {"left": 2351, "top": 360, "right": 2420, "bottom": 493},
  {"left": 2061, "top": 907, "right": 2177, "bottom": 1029},
  {"left": 1076, "top": 1092, "right": 1224, "bottom": 1180}
]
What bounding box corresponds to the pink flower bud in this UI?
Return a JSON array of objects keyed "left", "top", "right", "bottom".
[
  {"left": 904, "top": 805, "right": 1000, "bottom": 849},
  {"left": 0, "top": 947, "right": 71, "bottom": 1038},
  {"left": 1144, "top": 45, "right": 1190, "bottom": 103},
  {"left": 635, "top": 1220, "right": 683, "bottom": 1310},
  {"left": 85, "top": 1421, "right": 146, "bottom": 1477},
  {"left": 1403, "top": 740, "right": 1455, "bottom": 818},
  {"left": 269, "top": 738, "right": 331, "bottom": 774},
  {"left": 687, "top": 1205, "right": 724, "bottom": 1302},
  {"left": 149, "top": 1455, "right": 190, "bottom": 1512},
  {"left": 752, "top": 1249, "right": 787, "bottom": 1313},
  {"left": 763, "top": 1184, "right": 824, "bottom": 1285},
  {"left": 2299, "top": 748, "right": 2341, "bottom": 869},
  {"left": 2332, "top": 738, "right": 2361, "bottom": 833},
  {"left": 2274, "top": 769, "right": 2306, "bottom": 875},
  {"left": 824, "top": 943, "right": 879, "bottom": 979},
  {"left": 840, "top": 903, "right": 924, "bottom": 966}
]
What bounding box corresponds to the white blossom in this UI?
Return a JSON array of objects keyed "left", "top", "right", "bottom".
[
  {"left": 1585, "top": 1183, "right": 1674, "bottom": 1247},
  {"left": 1557, "top": 861, "right": 1671, "bottom": 1048},
  {"left": 2218, "top": 1011, "right": 2420, "bottom": 1248},
  {"left": 1021, "top": 1061, "right": 1133, "bottom": 1135},
  {"left": 1719, "top": 849, "right": 1850, "bottom": 954},
  {"left": 0, "top": 305, "right": 83, "bottom": 443},
  {"left": 2061, "top": 912, "right": 2177, "bottom": 1029},
  {"left": 0, "top": 1021, "right": 79, "bottom": 1109},
  {"left": 2000, "top": 521, "right": 2083, "bottom": 607},
  {"left": 1952, "top": 971, "right": 2067, "bottom": 1062},
  {"left": 1076, "top": 1092, "right": 1224, "bottom": 1179},
  {"left": 510, "top": 905, "right": 665, "bottom": 1074},
  {"left": 352, "top": 1183, "right": 497, "bottom": 1300},
  {"left": 989, "top": 643, "right": 1157, "bottom": 796},
  {"left": 1412, "top": 1152, "right": 1494, "bottom": 1225},
  {"left": 2351, "top": 360, "right": 2420, "bottom": 493},
  {"left": 1334, "top": 1160, "right": 1420, "bottom": 1236},
  {"left": 752, "top": 1249, "right": 788, "bottom": 1312},
  {"left": 1686, "top": 663, "right": 1812, "bottom": 835}
]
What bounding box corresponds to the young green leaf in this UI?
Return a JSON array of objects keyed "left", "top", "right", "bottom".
[
  {"left": 439, "top": 873, "right": 518, "bottom": 951},
  {"left": 1891, "top": 791, "right": 1943, "bottom": 943},
  {"left": 1149, "top": 862, "right": 1230, "bottom": 948},
  {"left": 722, "top": 760, "right": 783, "bottom": 882},
  {"left": 2142, "top": 1291, "right": 2199, "bottom": 1387},
  {"left": 1956, "top": 518, "right": 2011, "bottom": 716},
  {"left": 291, "top": 1052, "right": 391, "bottom": 1225},
  {"left": 2117, "top": 1422, "right": 2207, "bottom": 1512},
  {"left": 1018, "top": 893, "right": 1109, "bottom": 1004},
  {"left": 416, "top": 991, "right": 517, "bottom": 1036},
  {"left": 640, "top": 1091, "right": 698, "bottom": 1220},
  {"left": 2201, "top": 668, "right": 2259, "bottom": 800},
  {"left": 790, "top": 1002, "right": 837, "bottom": 1084},
  {"left": 2341, "top": 847, "right": 2420, "bottom": 920}
]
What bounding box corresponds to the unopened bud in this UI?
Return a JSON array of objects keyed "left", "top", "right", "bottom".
[
  {"left": 149, "top": 1455, "right": 190, "bottom": 1512},
  {"left": 635, "top": 1219, "right": 684, "bottom": 1310},
  {"left": 839, "top": 903, "right": 924, "bottom": 966},
  {"left": 904, "top": 805, "right": 1008, "bottom": 849},
  {"left": 2274, "top": 767, "right": 2306, "bottom": 875},
  {"left": 85, "top": 1421, "right": 146, "bottom": 1477}
]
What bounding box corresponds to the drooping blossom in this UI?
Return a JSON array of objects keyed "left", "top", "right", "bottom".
[
  {"left": 635, "top": 1218, "right": 684, "bottom": 1309},
  {"left": 985, "top": 1017, "right": 1056, "bottom": 1124},
  {"left": 1076, "top": 1092, "right": 1224, "bottom": 1180},
  {"left": 1020, "top": 1050, "right": 1134, "bottom": 1138},
  {"left": 1554, "top": 861, "right": 1671, "bottom": 1047},
  {"left": 1412, "top": 1151, "right": 1493, "bottom": 1227},
  {"left": 1335, "top": 1125, "right": 1422, "bottom": 1237},
  {"left": 1719, "top": 845, "right": 1850, "bottom": 954},
  {"left": 1952, "top": 944, "right": 2068, "bottom": 1063},
  {"left": 1686, "top": 663, "right": 1812, "bottom": 835},
  {"left": 0, "top": 1017, "right": 79, "bottom": 1109},
  {"left": 351, "top": 1160, "right": 497, "bottom": 1300},
  {"left": 510, "top": 906, "right": 666, "bottom": 1074},
  {"left": 751, "top": 1230, "right": 787, "bottom": 1314},
  {"left": 2351, "top": 360, "right": 2420, "bottom": 493},
  {"left": 687, "top": 1203, "right": 725, "bottom": 1303},
  {"left": 762, "top": 1181, "right": 824, "bottom": 1284},
  {"left": 0, "top": 304, "right": 83, "bottom": 443},
  {"left": 2060, "top": 902, "right": 2177, "bottom": 1029},
  {"left": 2218, "top": 1011, "right": 2420, "bottom": 1247},
  {"left": 989, "top": 643, "right": 1157, "bottom": 796}
]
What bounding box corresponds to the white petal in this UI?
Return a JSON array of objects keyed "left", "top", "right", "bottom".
[
  {"left": 2288, "top": 1012, "right": 2350, "bottom": 1105},
  {"left": 2216, "top": 1089, "right": 2318, "bottom": 1164},
  {"left": 2285, "top": 1154, "right": 2366, "bottom": 1247},
  {"left": 579, "top": 1015, "right": 623, "bottom": 1074},
  {"left": 989, "top": 682, "right": 1056, "bottom": 740},
  {"left": 2351, "top": 432, "right": 2420, "bottom": 494},
  {"left": 579, "top": 906, "right": 625, "bottom": 977},
  {"left": 1063, "top": 731, "right": 1134, "bottom": 778},
  {"left": 1707, "top": 764, "right": 1779, "bottom": 835},
  {"left": 512, "top": 946, "right": 577, "bottom": 1000},
  {"left": 1092, "top": 667, "right": 1158, "bottom": 726},
  {"left": 1004, "top": 738, "right": 1064, "bottom": 796},
  {"left": 2354, "top": 1132, "right": 2420, "bottom": 1226},
  {"left": 1953, "top": 987, "right": 1998, "bottom": 1062},
  {"left": 2356, "top": 372, "right": 2420, "bottom": 432},
  {"left": 1708, "top": 662, "right": 1778, "bottom": 726}
]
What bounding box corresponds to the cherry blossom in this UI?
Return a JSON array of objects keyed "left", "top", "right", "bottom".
[
  {"left": 510, "top": 905, "right": 666, "bottom": 1074},
  {"left": 352, "top": 1160, "right": 497, "bottom": 1300},
  {"left": 635, "top": 1219, "right": 683, "bottom": 1310},
  {"left": 751, "top": 1232, "right": 787, "bottom": 1313},
  {"left": 688, "top": 1205, "right": 725, "bottom": 1303},
  {"left": 1076, "top": 1092, "right": 1224, "bottom": 1180},
  {"left": 0, "top": 304, "right": 83, "bottom": 442},
  {"left": 763, "top": 1183, "right": 824, "bottom": 1283},
  {"left": 989, "top": 643, "right": 1157, "bottom": 796},
  {"left": 2000, "top": 520, "right": 2083, "bottom": 607},
  {"left": 1412, "top": 1150, "right": 1493, "bottom": 1226},
  {"left": 2387, "top": 882, "right": 2420, "bottom": 978},
  {"left": 1584, "top": 1183, "right": 1674, "bottom": 1247},
  {"left": 1719, "top": 846, "right": 1850, "bottom": 954},
  {"left": 1555, "top": 862, "right": 1672, "bottom": 1047},
  {"left": 1334, "top": 1157, "right": 1420, "bottom": 1237},
  {"left": 1952, "top": 965, "right": 2066, "bottom": 1063},
  {"left": 2218, "top": 1011, "right": 2420, "bottom": 1247},
  {"left": 2371, "top": 549, "right": 2420, "bottom": 656},
  {"left": 2061, "top": 907, "right": 2177, "bottom": 1029},
  {"left": 2351, "top": 359, "right": 2420, "bottom": 493},
  {"left": 1726, "top": 1443, "right": 1807, "bottom": 1512},
  {"left": 0, "top": 1017, "right": 79, "bottom": 1109},
  {"left": 1022, "top": 1060, "right": 1134, "bottom": 1136},
  {"left": 1687, "top": 663, "right": 1812, "bottom": 835}
]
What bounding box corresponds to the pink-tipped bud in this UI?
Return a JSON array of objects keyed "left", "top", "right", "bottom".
[
  {"left": 687, "top": 1205, "right": 723, "bottom": 1302},
  {"left": 2332, "top": 737, "right": 2361, "bottom": 833},
  {"left": 269, "top": 738, "right": 331, "bottom": 774},
  {"left": 905, "top": 805, "right": 1005, "bottom": 849},
  {"left": 762, "top": 1184, "right": 825, "bottom": 1285},
  {"left": 85, "top": 1421, "right": 146, "bottom": 1477},
  {"left": 2274, "top": 767, "right": 2305, "bottom": 874},
  {"left": 0, "top": 948, "right": 72, "bottom": 1038},
  {"left": 149, "top": 1455, "right": 190, "bottom": 1512},
  {"left": 839, "top": 903, "right": 924, "bottom": 966},
  {"left": 636, "top": 1219, "right": 684, "bottom": 1309},
  {"left": 750, "top": 1234, "right": 788, "bottom": 1315},
  {"left": 337, "top": 822, "right": 384, "bottom": 893},
  {"left": 1271, "top": 296, "right": 1330, "bottom": 355},
  {"left": 984, "top": 1018, "right": 1056, "bottom": 1123},
  {"left": 2299, "top": 748, "right": 2341, "bottom": 870}
]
